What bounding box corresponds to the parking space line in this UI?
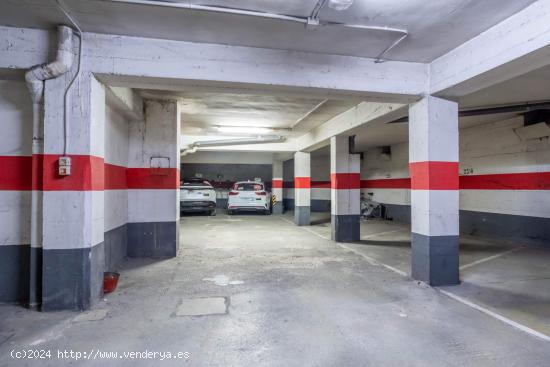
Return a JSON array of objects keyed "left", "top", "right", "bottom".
[
  {"left": 361, "top": 228, "right": 409, "bottom": 240},
  {"left": 278, "top": 217, "right": 330, "bottom": 240},
  {"left": 437, "top": 288, "right": 550, "bottom": 342},
  {"left": 459, "top": 246, "right": 525, "bottom": 270},
  {"left": 339, "top": 241, "right": 549, "bottom": 343},
  {"left": 281, "top": 215, "right": 548, "bottom": 342},
  {"left": 338, "top": 243, "right": 408, "bottom": 277}
]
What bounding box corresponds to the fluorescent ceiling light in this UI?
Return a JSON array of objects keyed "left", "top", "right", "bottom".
[
  {"left": 328, "top": 0, "right": 353, "bottom": 11},
  {"left": 216, "top": 126, "right": 273, "bottom": 134}
]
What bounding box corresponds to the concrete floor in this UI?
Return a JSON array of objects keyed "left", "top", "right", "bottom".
[
  {"left": 302, "top": 212, "right": 550, "bottom": 337},
  {"left": 1, "top": 211, "right": 549, "bottom": 366}
]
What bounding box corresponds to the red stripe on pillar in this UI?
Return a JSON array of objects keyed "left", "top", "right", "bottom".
[
  {"left": 272, "top": 179, "right": 283, "bottom": 189},
  {"left": 410, "top": 161, "right": 459, "bottom": 190},
  {"left": 126, "top": 168, "right": 180, "bottom": 189},
  {"left": 0, "top": 156, "right": 32, "bottom": 190},
  {"left": 104, "top": 163, "right": 127, "bottom": 190},
  {"left": 331, "top": 173, "right": 360, "bottom": 190},
  {"left": 0, "top": 155, "right": 182, "bottom": 191},
  {"left": 38, "top": 155, "right": 104, "bottom": 191},
  {"left": 294, "top": 177, "right": 311, "bottom": 189}
]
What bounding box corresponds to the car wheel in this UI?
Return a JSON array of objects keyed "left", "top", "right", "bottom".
[
  {"left": 209, "top": 210, "right": 216, "bottom": 216},
  {"left": 264, "top": 209, "right": 271, "bottom": 215},
  {"left": 227, "top": 209, "right": 233, "bottom": 215}
]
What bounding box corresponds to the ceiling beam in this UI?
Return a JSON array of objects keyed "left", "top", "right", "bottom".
[
  {"left": 106, "top": 86, "right": 144, "bottom": 122},
  {"left": 430, "top": 0, "right": 550, "bottom": 98},
  {"left": 0, "top": 26, "right": 52, "bottom": 70},
  {"left": 294, "top": 102, "right": 407, "bottom": 152},
  {"left": 1, "top": 24, "right": 427, "bottom": 101},
  {"left": 83, "top": 31, "right": 427, "bottom": 102}
]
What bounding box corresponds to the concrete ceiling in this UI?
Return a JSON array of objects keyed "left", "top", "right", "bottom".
[
  {"left": 140, "top": 89, "right": 359, "bottom": 137},
  {"left": 142, "top": 58, "right": 550, "bottom": 151},
  {"left": 349, "top": 112, "right": 525, "bottom": 152},
  {"left": 0, "top": 0, "right": 538, "bottom": 62},
  {"left": 348, "top": 63, "right": 550, "bottom": 151},
  {"left": 459, "top": 64, "right": 550, "bottom": 108}
]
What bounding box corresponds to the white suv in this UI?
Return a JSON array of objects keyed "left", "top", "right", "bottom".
[
  {"left": 180, "top": 178, "right": 217, "bottom": 216},
  {"left": 227, "top": 181, "right": 271, "bottom": 215}
]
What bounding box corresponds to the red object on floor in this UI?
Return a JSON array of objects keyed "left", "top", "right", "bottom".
[{"left": 103, "top": 272, "right": 120, "bottom": 294}]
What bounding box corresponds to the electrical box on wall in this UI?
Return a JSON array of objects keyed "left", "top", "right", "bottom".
[{"left": 58, "top": 156, "right": 71, "bottom": 176}]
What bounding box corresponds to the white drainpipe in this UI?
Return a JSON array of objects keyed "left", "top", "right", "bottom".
[
  {"left": 25, "top": 25, "right": 74, "bottom": 104},
  {"left": 25, "top": 25, "right": 74, "bottom": 156},
  {"left": 25, "top": 25, "right": 74, "bottom": 308}
]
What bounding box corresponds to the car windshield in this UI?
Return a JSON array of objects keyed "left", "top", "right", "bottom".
[
  {"left": 181, "top": 179, "right": 212, "bottom": 188},
  {"left": 234, "top": 182, "right": 263, "bottom": 191}
]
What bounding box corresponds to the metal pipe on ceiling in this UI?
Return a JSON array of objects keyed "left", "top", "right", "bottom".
[
  {"left": 307, "top": 0, "right": 407, "bottom": 62},
  {"left": 104, "top": 0, "right": 407, "bottom": 62},
  {"left": 105, "top": 0, "right": 308, "bottom": 23}
]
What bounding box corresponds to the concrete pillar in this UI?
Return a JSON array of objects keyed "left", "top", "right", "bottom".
[
  {"left": 272, "top": 160, "right": 283, "bottom": 214},
  {"left": 41, "top": 72, "right": 106, "bottom": 310},
  {"left": 330, "top": 136, "right": 360, "bottom": 242},
  {"left": 127, "top": 100, "right": 180, "bottom": 258},
  {"left": 409, "top": 96, "right": 459, "bottom": 286},
  {"left": 294, "top": 151, "right": 310, "bottom": 226}
]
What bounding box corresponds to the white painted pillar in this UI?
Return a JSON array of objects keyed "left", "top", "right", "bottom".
[
  {"left": 409, "top": 96, "right": 459, "bottom": 286},
  {"left": 41, "top": 72, "right": 106, "bottom": 310},
  {"left": 330, "top": 136, "right": 361, "bottom": 242},
  {"left": 272, "top": 160, "right": 283, "bottom": 214},
  {"left": 294, "top": 151, "right": 310, "bottom": 226}
]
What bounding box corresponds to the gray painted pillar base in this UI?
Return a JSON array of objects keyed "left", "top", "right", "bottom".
[
  {"left": 411, "top": 233, "right": 459, "bottom": 286},
  {"left": 0, "top": 245, "right": 30, "bottom": 304},
  {"left": 42, "top": 243, "right": 104, "bottom": 311},
  {"left": 272, "top": 202, "right": 283, "bottom": 214},
  {"left": 28, "top": 247, "right": 42, "bottom": 307},
  {"left": 295, "top": 206, "right": 311, "bottom": 226},
  {"left": 331, "top": 215, "right": 360, "bottom": 242}
]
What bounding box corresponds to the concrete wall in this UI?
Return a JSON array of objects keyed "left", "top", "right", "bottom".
[
  {"left": 0, "top": 80, "right": 32, "bottom": 303},
  {"left": 361, "top": 117, "right": 550, "bottom": 244},
  {"left": 0, "top": 77, "right": 180, "bottom": 308},
  {"left": 181, "top": 163, "right": 272, "bottom": 185},
  {"left": 361, "top": 143, "right": 411, "bottom": 223},
  {"left": 181, "top": 151, "right": 274, "bottom": 208},
  {"left": 181, "top": 151, "right": 274, "bottom": 165},
  {"left": 459, "top": 117, "right": 550, "bottom": 242}
]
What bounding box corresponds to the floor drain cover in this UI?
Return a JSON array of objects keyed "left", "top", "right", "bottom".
[{"left": 176, "top": 297, "right": 228, "bottom": 316}]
